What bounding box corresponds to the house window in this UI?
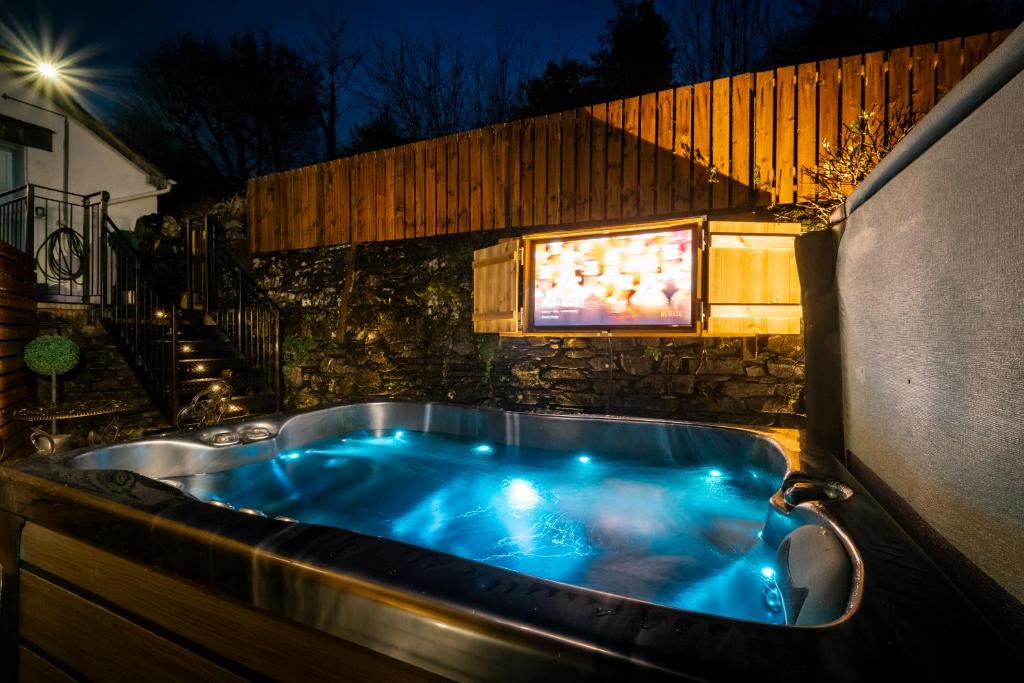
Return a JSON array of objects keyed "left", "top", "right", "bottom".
[{"left": 0, "top": 141, "right": 24, "bottom": 194}]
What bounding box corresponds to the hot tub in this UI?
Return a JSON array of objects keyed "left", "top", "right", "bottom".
[{"left": 0, "top": 403, "right": 1018, "bottom": 681}]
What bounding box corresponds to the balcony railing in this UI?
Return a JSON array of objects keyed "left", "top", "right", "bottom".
[{"left": 0, "top": 183, "right": 106, "bottom": 303}]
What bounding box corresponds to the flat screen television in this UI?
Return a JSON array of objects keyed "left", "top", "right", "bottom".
[{"left": 527, "top": 224, "right": 699, "bottom": 332}]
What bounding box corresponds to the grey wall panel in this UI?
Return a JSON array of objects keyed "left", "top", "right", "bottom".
[{"left": 837, "top": 69, "right": 1024, "bottom": 603}]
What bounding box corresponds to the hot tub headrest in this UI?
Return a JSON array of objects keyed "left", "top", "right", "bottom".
[{"left": 777, "top": 525, "right": 852, "bottom": 625}]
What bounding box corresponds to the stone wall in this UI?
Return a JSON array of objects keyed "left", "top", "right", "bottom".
[
  {"left": 37, "top": 306, "right": 168, "bottom": 444},
  {"left": 252, "top": 234, "right": 805, "bottom": 427}
]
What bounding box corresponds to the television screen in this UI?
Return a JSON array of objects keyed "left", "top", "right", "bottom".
[{"left": 529, "top": 226, "right": 697, "bottom": 330}]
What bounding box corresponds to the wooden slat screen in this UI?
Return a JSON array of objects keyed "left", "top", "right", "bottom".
[
  {"left": 0, "top": 240, "right": 37, "bottom": 460},
  {"left": 248, "top": 29, "right": 1012, "bottom": 253}
]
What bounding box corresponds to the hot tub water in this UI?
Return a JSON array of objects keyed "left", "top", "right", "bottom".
[{"left": 168, "top": 429, "right": 786, "bottom": 624}]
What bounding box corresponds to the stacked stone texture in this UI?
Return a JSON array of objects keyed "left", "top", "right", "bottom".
[{"left": 252, "top": 234, "right": 805, "bottom": 428}]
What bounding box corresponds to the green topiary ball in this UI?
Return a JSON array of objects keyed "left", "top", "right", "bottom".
[{"left": 24, "top": 335, "right": 80, "bottom": 376}]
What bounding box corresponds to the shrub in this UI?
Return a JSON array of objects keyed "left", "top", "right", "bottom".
[
  {"left": 773, "top": 108, "right": 918, "bottom": 230},
  {"left": 24, "top": 335, "right": 80, "bottom": 376}
]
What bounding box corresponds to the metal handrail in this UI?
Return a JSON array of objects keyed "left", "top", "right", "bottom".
[
  {"left": 99, "top": 214, "right": 182, "bottom": 421},
  {"left": 184, "top": 217, "right": 282, "bottom": 411}
]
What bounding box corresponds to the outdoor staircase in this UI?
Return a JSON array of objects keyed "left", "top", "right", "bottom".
[
  {"left": 170, "top": 310, "right": 280, "bottom": 420},
  {"left": 0, "top": 184, "right": 283, "bottom": 428},
  {"left": 96, "top": 211, "right": 282, "bottom": 427}
]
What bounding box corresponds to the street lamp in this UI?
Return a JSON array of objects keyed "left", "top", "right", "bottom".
[{"left": 36, "top": 61, "right": 60, "bottom": 81}]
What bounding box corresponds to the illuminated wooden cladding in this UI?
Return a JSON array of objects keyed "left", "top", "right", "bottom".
[
  {"left": 472, "top": 220, "right": 801, "bottom": 338},
  {"left": 247, "top": 30, "right": 1010, "bottom": 254}
]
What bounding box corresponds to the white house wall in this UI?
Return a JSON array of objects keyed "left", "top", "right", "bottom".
[{"left": 0, "top": 68, "right": 162, "bottom": 233}]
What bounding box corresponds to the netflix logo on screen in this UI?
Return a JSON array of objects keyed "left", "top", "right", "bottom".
[{"left": 531, "top": 227, "right": 695, "bottom": 330}]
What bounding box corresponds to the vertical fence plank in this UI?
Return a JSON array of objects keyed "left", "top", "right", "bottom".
[
  {"left": 673, "top": 86, "right": 693, "bottom": 213},
  {"left": 546, "top": 113, "right": 561, "bottom": 224},
  {"left": 730, "top": 73, "right": 752, "bottom": 208},
  {"left": 841, "top": 55, "right": 864, "bottom": 129},
  {"left": 775, "top": 65, "right": 796, "bottom": 205},
  {"left": 621, "top": 96, "right": 640, "bottom": 218},
  {"left": 590, "top": 103, "right": 608, "bottom": 222},
  {"left": 711, "top": 77, "right": 731, "bottom": 210},
  {"left": 482, "top": 128, "right": 495, "bottom": 230},
  {"left": 424, "top": 142, "right": 437, "bottom": 237},
  {"left": 936, "top": 37, "right": 964, "bottom": 102},
  {"left": 753, "top": 71, "right": 774, "bottom": 205},
  {"left": 375, "top": 152, "right": 386, "bottom": 242},
  {"left": 560, "top": 111, "right": 577, "bottom": 224},
  {"left": 433, "top": 139, "right": 445, "bottom": 236},
  {"left": 386, "top": 150, "right": 398, "bottom": 241},
  {"left": 638, "top": 93, "right": 657, "bottom": 215},
  {"left": 911, "top": 42, "right": 937, "bottom": 113},
  {"left": 355, "top": 158, "right": 366, "bottom": 243},
  {"left": 575, "top": 106, "right": 591, "bottom": 222},
  {"left": 316, "top": 164, "right": 327, "bottom": 248},
  {"left": 605, "top": 100, "right": 624, "bottom": 220},
  {"left": 963, "top": 33, "right": 991, "bottom": 73},
  {"left": 889, "top": 46, "right": 912, "bottom": 122},
  {"left": 322, "top": 163, "right": 337, "bottom": 245},
  {"left": 339, "top": 160, "right": 352, "bottom": 245},
  {"left": 817, "top": 58, "right": 840, "bottom": 189},
  {"left": 989, "top": 28, "right": 1012, "bottom": 49},
  {"left": 532, "top": 116, "right": 548, "bottom": 226},
  {"left": 863, "top": 51, "right": 886, "bottom": 119},
  {"left": 691, "top": 81, "right": 711, "bottom": 210},
  {"left": 470, "top": 128, "right": 483, "bottom": 232},
  {"left": 521, "top": 118, "right": 535, "bottom": 226},
  {"left": 458, "top": 132, "right": 471, "bottom": 233},
  {"left": 405, "top": 145, "right": 417, "bottom": 239},
  {"left": 509, "top": 121, "right": 522, "bottom": 228},
  {"left": 445, "top": 135, "right": 458, "bottom": 234},
  {"left": 413, "top": 141, "right": 425, "bottom": 237},
  {"left": 796, "top": 63, "right": 817, "bottom": 203},
  {"left": 655, "top": 90, "right": 674, "bottom": 214},
  {"left": 494, "top": 124, "right": 507, "bottom": 229}
]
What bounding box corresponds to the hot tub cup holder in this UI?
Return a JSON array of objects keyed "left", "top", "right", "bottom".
[
  {"left": 197, "top": 424, "right": 278, "bottom": 447},
  {"left": 781, "top": 476, "right": 853, "bottom": 507}
]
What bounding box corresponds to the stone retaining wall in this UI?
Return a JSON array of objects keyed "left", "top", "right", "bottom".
[{"left": 251, "top": 234, "right": 805, "bottom": 427}]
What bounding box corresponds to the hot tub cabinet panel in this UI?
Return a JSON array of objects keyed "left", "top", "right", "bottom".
[{"left": 0, "top": 402, "right": 1020, "bottom": 681}]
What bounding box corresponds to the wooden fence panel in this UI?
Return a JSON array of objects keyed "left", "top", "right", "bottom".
[
  {"left": 775, "top": 65, "right": 796, "bottom": 205},
  {"left": 672, "top": 86, "right": 692, "bottom": 213},
  {"left": 248, "top": 30, "right": 1007, "bottom": 252},
  {"left": 590, "top": 103, "right": 608, "bottom": 222},
  {"left": 753, "top": 71, "right": 774, "bottom": 205},
  {"left": 692, "top": 81, "right": 711, "bottom": 211},
  {"left": 710, "top": 77, "right": 731, "bottom": 210},
  {"left": 638, "top": 93, "right": 657, "bottom": 216},
  {"left": 730, "top": 73, "right": 753, "bottom": 208},
  {"left": 655, "top": 90, "right": 674, "bottom": 214},
  {"left": 574, "top": 107, "right": 591, "bottom": 222},
  {"left": 0, "top": 241, "right": 36, "bottom": 461},
  {"left": 796, "top": 63, "right": 817, "bottom": 203}
]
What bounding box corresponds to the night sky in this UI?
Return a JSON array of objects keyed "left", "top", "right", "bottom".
[{"left": 3, "top": 0, "right": 614, "bottom": 128}]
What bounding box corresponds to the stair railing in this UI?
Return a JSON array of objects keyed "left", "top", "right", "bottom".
[
  {"left": 184, "top": 217, "right": 282, "bottom": 411},
  {"left": 98, "top": 214, "right": 181, "bottom": 420}
]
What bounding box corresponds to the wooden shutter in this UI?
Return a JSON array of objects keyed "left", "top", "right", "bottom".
[
  {"left": 704, "top": 221, "right": 802, "bottom": 336},
  {"left": 472, "top": 239, "right": 520, "bottom": 334}
]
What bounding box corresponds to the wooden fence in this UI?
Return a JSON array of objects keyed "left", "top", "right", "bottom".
[
  {"left": 247, "top": 29, "right": 1012, "bottom": 254},
  {"left": 0, "top": 241, "right": 37, "bottom": 461}
]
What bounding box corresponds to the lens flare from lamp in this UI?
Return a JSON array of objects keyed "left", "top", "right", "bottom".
[{"left": 36, "top": 62, "right": 59, "bottom": 79}]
